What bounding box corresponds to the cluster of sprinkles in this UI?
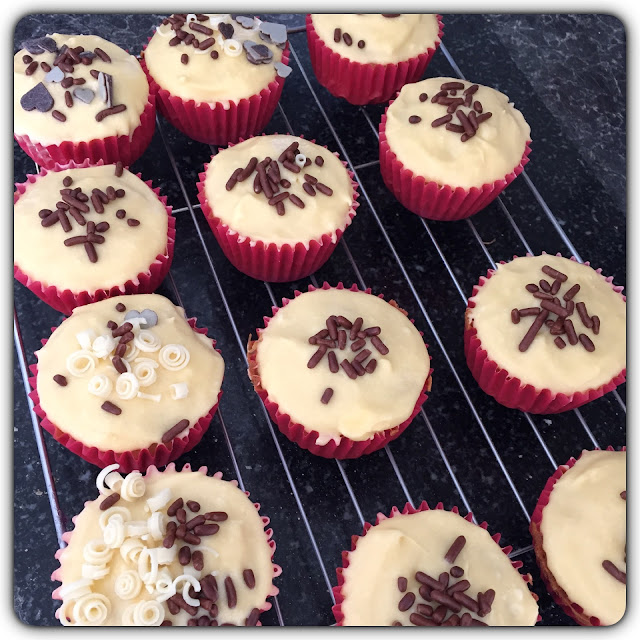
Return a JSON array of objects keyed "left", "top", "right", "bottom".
[
  {"left": 157, "top": 14, "right": 292, "bottom": 78},
  {"left": 226, "top": 139, "right": 333, "bottom": 216},
  {"left": 334, "top": 14, "right": 401, "bottom": 50},
  {"left": 407, "top": 80, "right": 493, "bottom": 142},
  {"left": 601, "top": 489, "right": 627, "bottom": 585},
  {"left": 510, "top": 264, "right": 600, "bottom": 352},
  {"left": 307, "top": 314, "right": 388, "bottom": 405},
  {"left": 37, "top": 162, "right": 138, "bottom": 263},
  {"left": 393, "top": 535, "right": 495, "bottom": 626},
  {"left": 19, "top": 35, "right": 126, "bottom": 122}
]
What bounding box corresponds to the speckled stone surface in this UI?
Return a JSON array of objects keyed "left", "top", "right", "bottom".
[{"left": 13, "top": 14, "right": 625, "bottom": 627}]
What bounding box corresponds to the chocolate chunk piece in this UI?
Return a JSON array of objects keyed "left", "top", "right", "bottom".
[
  {"left": 97, "top": 71, "right": 113, "bottom": 107},
  {"left": 20, "top": 82, "right": 54, "bottom": 112},
  {"left": 73, "top": 87, "right": 95, "bottom": 104},
  {"left": 274, "top": 62, "right": 292, "bottom": 78},
  {"left": 218, "top": 22, "right": 234, "bottom": 40},
  {"left": 259, "top": 21, "right": 287, "bottom": 45},
  {"left": 234, "top": 15, "right": 255, "bottom": 29},
  {"left": 44, "top": 66, "right": 65, "bottom": 83},
  {"left": 22, "top": 36, "right": 58, "bottom": 55},
  {"left": 245, "top": 41, "right": 272, "bottom": 64}
]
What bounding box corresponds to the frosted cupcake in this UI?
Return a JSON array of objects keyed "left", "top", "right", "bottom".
[
  {"left": 141, "top": 14, "right": 291, "bottom": 145},
  {"left": 197, "top": 134, "right": 358, "bottom": 282},
  {"left": 14, "top": 33, "right": 155, "bottom": 169},
  {"left": 306, "top": 14, "right": 443, "bottom": 104},
  {"left": 379, "top": 76, "right": 531, "bottom": 220}
]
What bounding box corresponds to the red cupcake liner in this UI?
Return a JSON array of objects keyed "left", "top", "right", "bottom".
[
  {"left": 530, "top": 446, "right": 625, "bottom": 626},
  {"left": 14, "top": 159, "right": 175, "bottom": 316},
  {"left": 379, "top": 105, "right": 532, "bottom": 221},
  {"left": 28, "top": 318, "right": 223, "bottom": 473},
  {"left": 197, "top": 133, "right": 359, "bottom": 282},
  {"left": 247, "top": 282, "right": 433, "bottom": 458},
  {"left": 332, "top": 500, "right": 540, "bottom": 625},
  {"left": 140, "top": 41, "right": 289, "bottom": 146},
  {"left": 51, "top": 463, "right": 282, "bottom": 626},
  {"left": 14, "top": 77, "right": 156, "bottom": 170},
  {"left": 306, "top": 14, "right": 444, "bottom": 105},
  {"left": 464, "top": 254, "right": 626, "bottom": 414}
]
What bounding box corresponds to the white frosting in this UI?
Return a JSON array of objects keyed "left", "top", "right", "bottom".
[
  {"left": 311, "top": 14, "right": 440, "bottom": 64},
  {"left": 255, "top": 288, "right": 430, "bottom": 441},
  {"left": 385, "top": 77, "right": 530, "bottom": 189},
  {"left": 540, "top": 450, "right": 626, "bottom": 625},
  {"left": 341, "top": 509, "right": 538, "bottom": 626},
  {"left": 467, "top": 255, "right": 626, "bottom": 394}
]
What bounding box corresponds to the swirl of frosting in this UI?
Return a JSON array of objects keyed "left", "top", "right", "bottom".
[
  {"left": 91, "top": 334, "right": 117, "bottom": 359},
  {"left": 119, "top": 471, "right": 145, "bottom": 501},
  {"left": 103, "top": 514, "right": 126, "bottom": 549},
  {"left": 223, "top": 38, "right": 243, "bottom": 56},
  {"left": 119, "top": 538, "right": 145, "bottom": 565},
  {"left": 66, "top": 350, "right": 97, "bottom": 377},
  {"left": 132, "top": 600, "right": 165, "bottom": 626},
  {"left": 134, "top": 330, "right": 162, "bottom": 353},
  {"left": 83, "top": 539, "right": 113, "bottom": 565},
  {"left": 132, "top": 359, "right": 158, "bottom": 387},
  {"left": 72, "top": 593, "right": 111, "bottom": 626},
  {"left": 81, "top": 562, "right": 110, "bottom": 580},
  {"left": 98, "top": 506, "right": 131, "bottom": 530},
  {"left": 87, "top": 374, "right": 113, "bottom": 399},
  {"left": 158, "top": 344, "right": 190, "bottom": 371},
  {"left": 114, "top": 570, "right": 143, "bottom": 601},
  {"left": 115, "top": 372, "right": 140, "bottom": 400}
]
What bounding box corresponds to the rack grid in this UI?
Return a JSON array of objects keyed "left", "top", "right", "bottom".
[{"left": 13, "top": 14, "right": 626, "bottom": 627}]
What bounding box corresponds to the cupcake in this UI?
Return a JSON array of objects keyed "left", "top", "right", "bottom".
[
  {"left": 29, "top": 294, "right": 225, "bottom": 471},
  {"left": 52, "top": 463, "right": 281, "bottom": 626},
  {"left": 14, "top": 160, "right": 174, "bottom": 316},
  {"left": 141, "top": 14, "right": 291, "bottom": 146},
  {"left": 379, "top": 76, "right": 531, "bottom": 220},
  {"left": 306, "top": 14, "right": 443, "bottom": 105},
  {"left": 247, "top": 283, "right": 432, "bottom": 458},
  {"left": 333, "top": 501, "right": 539, "bottom": 626},
  {"left": 197, "top": 134, "right": 358, "bottom": 282},
  {"left": 14, "top": 33, "right": 156, "bottom": 170},
  {"left": 530, "top": 448, "right": 626, "bottom": 625},
  {"left": 464, "top": 254, "right": 626, "bottom": 413}
]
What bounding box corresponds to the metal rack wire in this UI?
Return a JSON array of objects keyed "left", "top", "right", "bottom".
[{"left": 13, "top": 17, "right": 625, "bottom": 627}]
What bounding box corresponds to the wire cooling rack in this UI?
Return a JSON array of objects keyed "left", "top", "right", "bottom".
[{"left": 13, "top": 14, "right": 626, "bottom": 626}]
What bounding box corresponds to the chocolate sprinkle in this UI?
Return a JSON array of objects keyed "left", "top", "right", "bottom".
[
  {"left": 444, "top": 535, "right": 466, "bottom": 563},
  {"left": 53, "top": 374, "right": 67, "bottom": 386},
  {"left": 602, "top": 560, "right": 626, "bottom": 584},
  {"left": 224, "top": 576, "right": 237, "bottom": 608},
  {"left": 162, "top": 419, "right": 190, "bottom": 443},
  {"left": 101, "top": 401, "right": 121, "bottom": 415},
  {"left": 321, "top": 388, "right": 334, "bottom": 404},
  {"left": 99, "top": 492, "right": 120, "bottom": 510}
]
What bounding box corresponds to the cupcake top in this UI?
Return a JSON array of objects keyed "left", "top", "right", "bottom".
[
  {"left": 14, "top": 33, "right": 149, "bottom": 145},
  {"left": 466, "top": 255, "right": 626, "bottom": 394},
  {"left": 143, "top": 14, "right": 290, "bottom": 105},
  {"left": 539, "top": 449, "right": 626, "bottom": 625},
  {"left": 35, "top": 294, "right": 224, "bottom": 452},
  {"left": 202, "top": 135, "right": 355, "bottom": 246},
  {"left": 384, "top": 77, "right": 530, "bottom": 189},
  {"left": 253, "top": 288, "right": 430, "bottom": 445},
  {"left": 54, "top": 464, "right": 275, "bottom": 626},
  {"left": 310, "top": 14, "right": 441, "bottom": 65},
  {"left": 14, "top": 163, "right": 169, "bottom": 294},
  {"left": 340, "top": 508, "right": 539, "bottom": 626}
]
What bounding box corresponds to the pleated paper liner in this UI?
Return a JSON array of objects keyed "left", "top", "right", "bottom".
[
  {"left": 379, "top": 104, "right": 532, "bottom": 221},
  {"left": 247, "top": 282, "right": 432, "bottom": 459},
  {"left": 464, "top": 254, "right": 626, "bottom": 414},
  {"left": 28, "top": 318, "right": 222, "bottom": 473},
  {"left": 332, "top": 501, "right": 540, "bottom": 625},
  {"left": 14, "top": 159, "right": 175, "bottom": 316},
  {"left": 14, "top": 80, "right": 156, "bottom": 170},
  {"left": 530, "top": 446, "right": 625, "bottom": 626},
  {"left": 197, "top": 133, "right": 359, "bottom": 282},
  {"left": 140, "top": 42, "right": 290, "bottom": 146},
  {"left": 306, "top": 14, "right": 444, "bottom": 105},
  {"left": 51, "top": 463, "right": 282, "bottom": 626}
]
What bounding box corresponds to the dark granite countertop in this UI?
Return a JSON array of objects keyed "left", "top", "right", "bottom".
[{"left": 13, "top": 13, "right": 626, "bottom": 627}]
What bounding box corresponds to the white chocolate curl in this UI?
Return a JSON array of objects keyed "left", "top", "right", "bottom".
[
  {"left": 295, "top": 153, "right": 307, "bottom": 167},
  {"left": 123, "top": 342, "right": 140, "bottom": 361},
  {"left": 170, "top": 382, "right": 189, "bottom": 400},
  {"left": 154, "top": 568, "right": 176, "bottom": 602},
  {"left": 125, "top": 520, "right": 149, "bottom": 537},
  {"left": 120, "top": 538, "right": 145, "bottom": 565},
  {"left": 66, "top": 350, "right": 97, "bottom": 377},
  {"left": 83, "top": 539, "right": 113, "bottom": 566},
  {"left": 138, "top": 547, "right": 159, "bottom": 584},
  {"left": 186, "top": 12, "right": 197, "bottom": 22},
  {"left": 81, "top": 563, "right": 110, "bottom": 580},
  {"left": 156, "top": 546, "right": 177, "bottom": 565},
  {"left": 91, "top": 334, "right": 117, "bottom": 359},
  {"left": 223, "top": 38, "right": 242, "bottom": 56},
  {"left": 103, "top": 514, "right": 126, "bottom": 549},
  {"left": 119, "top": 471, "right": 145, "bottom": 501},
  {"left": 132, "top": 600, "right": 165, "bottom": 626},
  {"left": 75, "top": 329, "right": 97, "bottom": 350},
  {"left": 95, "top": 463, "right": 121, "bottom": 494},
  {"left": 147, "top": 511, "right": 166, "bottom": 540},
  {"left": 98, "top": 505, "right": 131, "bottom": 530},
  {"left": 72, "top": 593, "right": 111, "bottom": 625},
  {"left": 145, "top": 488, "right": 172, "bottom": 513},
  {"left": 137, "top": 392, "right": 161, "bottom": 402},
  {"left": 132, "top": 358, "right": 158, "bottom": 387},
  {"left": 87, "top": 374, "right": 112, "bottom": 399},
  {"left": 57, "top": 600, "right": 76, "bottom": 626},
  {"left": 116, "top": 372, "right": 140, "bottom": 400},
  {"left": 58, "top": 578, "right": 93, "bottom": 602},
  {"left": 134, "top": 330, "right": 161, "bottom": 353},
  {"left": 114, "top": 570, "right": 142, "bottom": 601},
  {"left": 172, "top": 574, "right": 201, "bottom": 607},
  {"left": 158, "top": 344, "right": 190, "bottom": 371}
]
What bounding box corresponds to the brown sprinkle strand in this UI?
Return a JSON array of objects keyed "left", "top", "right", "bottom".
[
  {"left": 519, "top": 310, "right": 549, "bottom": 352},
  {"left": 450, "top": 566, "right": 464, "bottom": 578},
  {"left": 591, "top": 315, "right": 600, "bottom": 334},
  {"left": 99, "top": 492, "right": 120, "bottom": 510},
  {"left": 343, "top": 32, "right": 352, "bottom": 46},
  {"left": 541, "top": 264, "right": 568, "bottom": 282},
  {"left": 101, "top": 400, "right": 121, "bottom": 415},
  {"left": 53, "top": 374, "right": 68, "bottom": 386},
  {"left": 621, "top": 490, "right": 626, "bottom": 500},
  {"left": 307, "top": 345, "right": 327, "bottom": 369},
  {"left": 365, "top": 359, "right": 377, "bottom": 374},
  {"left": 576, "top": 301, "right": 593, "bottom": 328},
  {"left": 579, "top": 333, "right": 595, "bottom": 352},
  {"left": 340, "top": 359, "right": 357, "bottom": 380},
  {"left": 243, "top": 569, "right": 256, "bottom": 589},
  {"left": 52, "top": 110, "right": 67, "bottom": 122},
  {"left": 444, "top": 535, "right": 466, "bottom": 563},
  {"left": 321, "top": 388, "right": 334, "bottom": 404},
  {"left": 398, "top": 592, "right": 415, "bottom": 612},
  {"left": 333, "top": 28, "right": 341, "bottom": 43},
  {"left": 511, "top": 309, "right": 520, "bottom": 324},
  {"left": 398, "top": 576, "right": 408, "bottom": 592},
  {"left": 432, "top": 114, "right": 453, "bottom": 128},
  {"left": 554, "top": 337, "right": 567, "bottom": 349},
  {"left": 525, "top": 283, "right": 539, "bottom": 293},
  {"left": 127, "top": 218, "right": 140, "bottom": 227},
  {"left": 408, "top": 115, "right": 422, "bottom": 124},
  {"left": 225, "top": 576, "right": 238, "bottom": 608},
  {"left": 167, "top": 498, "right": 183, "bottom": 516},
  {"left": 162, "top": 419, "right": 190, "bottom": 443}
]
